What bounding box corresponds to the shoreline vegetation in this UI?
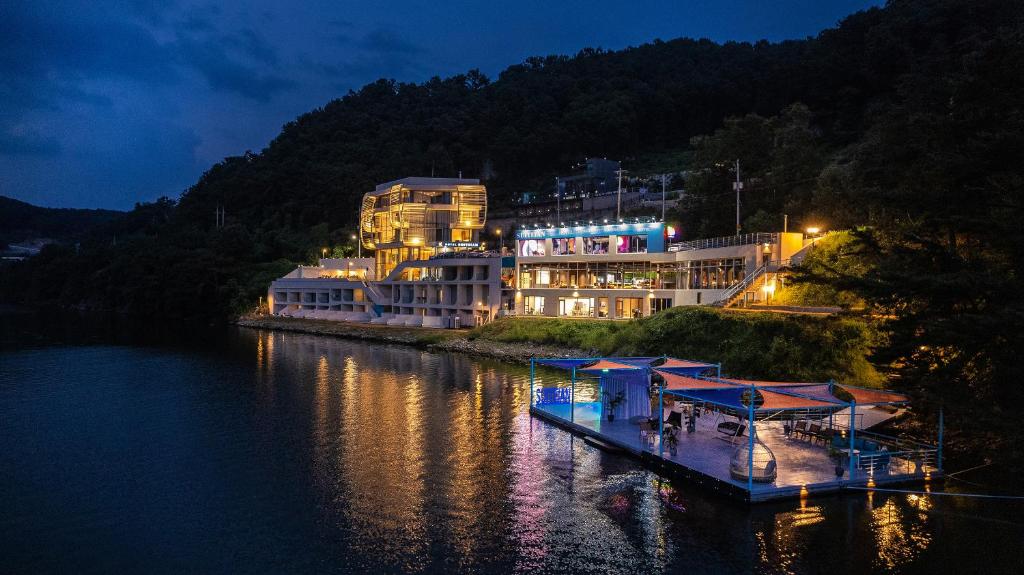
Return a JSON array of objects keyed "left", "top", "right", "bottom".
[{"left": 236, "top": 307, "right": 883, "bottom": 387}]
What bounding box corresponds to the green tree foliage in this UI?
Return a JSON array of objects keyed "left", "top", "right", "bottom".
[
  {"left": 677, "top": 103, "right": 826, "bottom": 238},
  {"left": 471, "top": 309, "right": 883, "bottom": 387}
]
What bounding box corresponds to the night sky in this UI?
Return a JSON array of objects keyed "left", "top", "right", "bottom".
[{"left": 1, "top": 1, "right": 881, "bottom": 210}]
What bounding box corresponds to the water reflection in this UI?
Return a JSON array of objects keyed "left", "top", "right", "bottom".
[{"left": 1, "top": 317, "right": 1022, "bottom": 574}]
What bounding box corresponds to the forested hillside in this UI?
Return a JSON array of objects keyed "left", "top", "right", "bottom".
[
  {"left": 0, "top": 196, "right": 122, "bottom": 249},
  {"left": 3, "top": 0, "right": 1024, "bottom": 460}
]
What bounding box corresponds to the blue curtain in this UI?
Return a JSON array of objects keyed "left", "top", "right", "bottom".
[{"left": 602, "top": 373, "right": 651, "bottom": 419}]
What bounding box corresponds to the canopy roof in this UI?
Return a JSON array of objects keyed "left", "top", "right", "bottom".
[
  {"left": 534, "top": 358, "right": 600, "bottom": 370},
  {"left": 535, "top": 356, "right": 909, "bottom": 410},
  {"left": 837, "top": 384, "right": 909, "bottom": 405},
  {"left": 655, "top": 369, "right": 736, "bottom": 390},
  {"left": 758, "top": 389, "right": 843, "bottom": 410},
  {"left": 721, "top": 378, "right": 822, "bottom": 388},
  {"left": 607, "top": 356, "right": 660, "bottom": 366},
  {"left": 659, "top": 358, "right": 717, "bottom": 370},
  {"left": 579, "top": 359, "right": 642, "bottom": 372}
]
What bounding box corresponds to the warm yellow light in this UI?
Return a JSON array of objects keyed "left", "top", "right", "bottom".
[
  {"left": 572, "top": 291, "right": 579, "bottom": 297},
  {"left": 762, "top": 282, "right": 776, "bottom": 294},
  {"left": 806, "top": 226, "right": 821, "bottom": 235},
  {"left": 464, "top": 220, "right": 472, "bottom": 226}
]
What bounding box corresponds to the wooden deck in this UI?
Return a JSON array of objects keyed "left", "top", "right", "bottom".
[{"left": 531, "top": 401, "right": 939, "bottom": 503}]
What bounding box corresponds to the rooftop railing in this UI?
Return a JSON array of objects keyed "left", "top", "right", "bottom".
[{"left": 668, "top": 232, "right": 778, "bottom": 253}]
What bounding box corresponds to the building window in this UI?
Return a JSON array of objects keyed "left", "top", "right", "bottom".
[
  {"left": 597, "top": 297, "right": 609, "bottom": 318},
  {"left": 616, "top": 297, "right": 644, "bottom": 319},
  {"left": 651, "top": 297, "right": 672, "bottom": 314},
  {"left": 519, "top": 239, "right": 546, "bottom": 257},
  {"left": 553, "top": 237, "right": 576, "bottom": 255},
  {"left": 524, "top": 296, "right": 545, "bottom": 315},
  {"left": 583, "top": 236, "right": 610, "bottom": 254},
  {"left": 536, "top": 270, "right": 551, "bottom": 286},
  {"left": 559, "top": 297, "right": 595, "bottom": 318},
  {"left": 616, "top": 235, "right": 648, "bottom": 253},
  {"left": 680, "top": 258, "right": 746, "bottom": 289}
]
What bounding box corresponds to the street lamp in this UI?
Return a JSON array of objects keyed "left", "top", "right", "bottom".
[
  {"left": 321, "top": 247, "right": 327, "bottom": 262},
  {"left": 351, "top": 234, "right": 361, "bottom": 258},
  {"left": 495, "top": 228, "right": 502, "bottom": 253}
]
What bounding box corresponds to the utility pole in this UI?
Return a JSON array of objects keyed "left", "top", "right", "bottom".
[
  {"left": 661, "top": 173, "right": 667, "bottom": 222},
  {"left": 615, "top": 168, "right": 626, "bottom": 221},
  {"left": 555, "top": 177, "right": 560, "bottom": 224},
  {"left": 732, "top": 159, "right": 742, "bottom": 236},
  {"left": 783, "top": 214, "right": 788, "bottom": 233}
]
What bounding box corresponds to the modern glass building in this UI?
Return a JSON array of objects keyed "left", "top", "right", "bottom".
[
  {"left": 269, "top": 177, "right": 507, "bottom": 328},
  {"left": 360, "top": 177, "right": 487, "bottom": 280}
]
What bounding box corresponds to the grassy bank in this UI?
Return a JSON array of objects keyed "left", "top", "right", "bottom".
[{"left": 469, "top": 307, "right": 883, "bottom": 387}]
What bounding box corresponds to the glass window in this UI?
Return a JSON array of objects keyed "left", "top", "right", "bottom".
[
  {"left": 524, "top": 296, "right": 545, "bottom": 315},
  {"left": 597, "top": 297, "right": 609, "bottom": 318},
  {"left": 519, "top": 239, "right": 546, "bottom": 257},
  {"left": 583, "top": 236, "right": 610, "bottom": 254},
  {"left": 559, "top": 297, "right": 595, "bottom": 318},
  {"left": 616, "top": 297, "right": 644, "bottom": 319},
  {"left": 616, "top": 235, "right": 648, "bottom": 253},
  {"left": 651, "top": 298, "right": 672, "bottom": 314},
  {"left": 553, "top": 238, "right": 576, "bottom": 255}
]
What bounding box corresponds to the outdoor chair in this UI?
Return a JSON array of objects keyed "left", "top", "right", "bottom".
[
  {"left": 717, "top": 421, "right": 746, "bottom": 439},
  {"left": 792, "top": 420, "right": 808, "bottom": 439},
  {"left": 664, "top": 410, "right": 683, "bottom": 429},
  {"left": 807, "top": 423, "right": 823, "bottom": 444},
  {"left": 639, "top": 420, "right": 653, "bottom": 445}
]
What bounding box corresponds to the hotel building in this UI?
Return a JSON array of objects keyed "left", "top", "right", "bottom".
[
  {"left": 514, "top": 222, "right": 810, "bottom": 319},
  {"left": 360, "top": 177, "right": 487, "bottom": 279},
  {"left": 269, "top": 177, "right": 509, "bottom": 327}
]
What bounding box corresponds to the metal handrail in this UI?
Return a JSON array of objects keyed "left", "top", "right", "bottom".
[
  {"left": 668, "top": 232, "right": 778, "bottom": 253},
  {"left": 714, "top": 262, "right": 768, "bottom": 305}
]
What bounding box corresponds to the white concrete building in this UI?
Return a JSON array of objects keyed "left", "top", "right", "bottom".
[
  {"left": 268, "top": 177, "right": 509, "bottom": 327},
  {"left": 515, "top": 222, "right": 812, "bottom": 319}
]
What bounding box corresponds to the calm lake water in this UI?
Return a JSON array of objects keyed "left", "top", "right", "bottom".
[{"left": 1, "top": 313, "right": 1022, "bottom": 574}]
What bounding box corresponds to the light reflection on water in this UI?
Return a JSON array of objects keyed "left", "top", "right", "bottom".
[{"left": 1, "top": 322, "right": 1023, "bottom": 574}]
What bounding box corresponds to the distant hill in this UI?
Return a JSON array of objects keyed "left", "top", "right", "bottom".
[
  {"left": 2, "top": 0, "right": 1021, "bottom": 321},
  {"left": 0, "top": 196, "right": 123, "bottom": 249}
]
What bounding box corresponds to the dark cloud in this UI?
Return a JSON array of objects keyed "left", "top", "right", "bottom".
[
  {"left": 175, "top": 34, "right": 293, "bottom": 101},
  {"left": 360, "top": 29, "right": 419, "bottom": 54},
  {"left": 0, "top": 129, "right": 60, "bottom": 157},
  {"left": 0, "top": 0, "right": 883, "bottom": 208}
]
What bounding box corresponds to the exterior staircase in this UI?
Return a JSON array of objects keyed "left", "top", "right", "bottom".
[
  {"left": 713, "top": 261, "right": 775, "bottom": 308},
  {"left": 712, "top": 235, "right": 826, "bottom": 308}
]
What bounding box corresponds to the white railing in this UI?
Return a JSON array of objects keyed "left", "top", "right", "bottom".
[
  {"left": 713, "top": 262, "right": 768, "bottom": 306},
  {"left": 669, "top": 232, "right": 778, "bottom": 253},
  {"left": 712, "top": 258, "right": 794, "bottom": 307}
]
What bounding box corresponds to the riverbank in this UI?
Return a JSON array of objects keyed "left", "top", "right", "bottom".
[
  {"left": 234, "top": 315, "right": 591, "bottom": 364},
  {"left": 237, "top": 308, "right": 882, "bottom": 386}
]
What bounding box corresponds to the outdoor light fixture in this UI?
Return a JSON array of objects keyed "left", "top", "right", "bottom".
[{"left": 806, "top": 226, "right": 821, "bottom": 235}]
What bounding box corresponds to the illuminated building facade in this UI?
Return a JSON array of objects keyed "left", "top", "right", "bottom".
[
  {"left": 515, "top": 222, "right": 809, "bottom": 318},
  {"left": 360, "top": 177, "right": 487, "bottom": 280},
  {"left": 269, "top": 177, "right": 509, "bottom": 327}
]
